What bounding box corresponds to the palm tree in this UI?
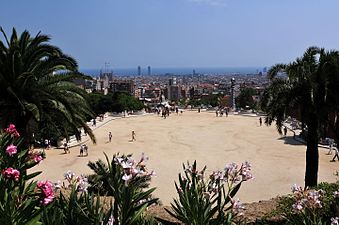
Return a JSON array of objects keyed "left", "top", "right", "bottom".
[
  {"left": 0, "top": 27, "right": 95, "bottom": 143},
  {"left": 262, "top": 46, "right": 339, "bottom": 187}
]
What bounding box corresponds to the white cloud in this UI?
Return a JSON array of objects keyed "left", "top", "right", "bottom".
[{"left": 188, "top": 0, "right": 228, "bottom": 7}]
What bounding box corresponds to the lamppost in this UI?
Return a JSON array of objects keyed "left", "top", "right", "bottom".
[{"left": 231, "top": 77, "right": 236, "bottom": 110}]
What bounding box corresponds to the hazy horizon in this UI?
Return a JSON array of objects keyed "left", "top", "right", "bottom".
[{"left": 81, "top": 66, "right": 264, "bottom": 76}]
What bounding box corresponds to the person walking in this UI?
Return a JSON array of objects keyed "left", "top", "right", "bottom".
[
  {"left": 331, "top": 146, "right": 339, "bottom": 162},
  {"left": 132, "top": 131, "right": 136, "bottom": 142},
  {"left": 108, "top": 132, "right": 112, "bottom": 142},
  {"left": 284, "top": 126, "right": 288, "bottom": 136},
  {"left": 84, "top": 144, "right": 88, "bottom": 156},
  {"left": 80, "top": 144, "right": 84, "bottom": 157},
  {"left": 259, "top": 117, "right": 262, "bottom": 126},
  {"left": 63, "top": 142, "right": 70, "bottom": 154}
]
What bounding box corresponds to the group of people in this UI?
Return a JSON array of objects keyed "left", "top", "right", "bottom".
[
  {"left": 44, "top": 139, "right": 51, "bottom": 150},
  {"left": 79, "top": 144, "right": 89, "bottom": 157},
  {"left": 215, "top": 108, "right": 229, "bottom": 117},
  {"left": 63, "top": 142, "right": 89, "bottom": 156}
]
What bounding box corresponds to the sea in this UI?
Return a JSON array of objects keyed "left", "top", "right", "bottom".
[{"left": 81, "top": 67, "right": 264, "bottom": 77}]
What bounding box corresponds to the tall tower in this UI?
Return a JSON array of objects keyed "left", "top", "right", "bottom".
[
  {"left": 231, "top": 77, "right": 236, "bottom": 110},
  {"left": 147, "top": 66, "right": 151, "bottom": 76},
  {"left": 137, "top": 66, "right": 141, "bottom": 76}
]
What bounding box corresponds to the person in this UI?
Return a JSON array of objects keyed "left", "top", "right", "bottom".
[
  {"left": 108, "top": 132, "right": 112, "bottom": 142},
  {"left": 327, "top": 138, "right": 335, "bottom": 155},
  {"left": 259, "top": 117, "right": 262, "bottom": 126},
  {"left": 84, "top": 144, "right": 88, "bottom": 156},
  {"left": 216, "top": 110, "right": 218, "bottom": 117},
  {"left": 225, "top": 108, "right": 228, "bottom": 117},
  {"left": 331, "top": 146, "right": 339, "bottom": 162},
  {"left": 44, "top": 139, "right": 49, "bottom": 149},
  {"left": 93, "top": 118, "right": 96, "bottom": 127},
  {"left": 132, "top": 131, "right": 136, "bottom": 141},
  {"left": 63, "top": 142, "right": 69, "bottom": 154},
  {"left": 284, "top": 126, "right": 288, "bottom": 136},
  {"left": 80, "top": 144, "right": 84, "bottom": 157}
]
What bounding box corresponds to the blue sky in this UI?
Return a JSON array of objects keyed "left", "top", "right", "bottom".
[{"left": 1, "top": 0, "right": 339, "bottom": 69}]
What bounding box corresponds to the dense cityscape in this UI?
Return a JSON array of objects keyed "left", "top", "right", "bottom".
[{"left": 78, "top": 67, "right": 272, "bottom": 110}]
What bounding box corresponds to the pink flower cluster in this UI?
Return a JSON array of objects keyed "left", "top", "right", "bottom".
[
  {"left": 37, "top": 181, "right": 54, "bottom": 205},
  {"left": 2, "top": 167, "right": 20, "bottom": 181},
  {"left": 32, "top": 151, "right": 44, "bottom": 163},
  {"left": 6, "top": 144, "right": 17, "bottom": 156},
  {"left": 115, "top": 153, "right": 155, "bottom": 186},
  {"left": 62, "top": 171, "right": 89, "bottom": 192},
  {"left": 231, "top": 198, "right": 245, "bottom": 216},
  {"left": 210, "top": 161, "right": 253, "bottom": 185},
  {"left": 291, "top": 184, "right": 324, "bottom": 212},
  {"left": 5, "top": 124, "right": 20, "bottom": 137}
]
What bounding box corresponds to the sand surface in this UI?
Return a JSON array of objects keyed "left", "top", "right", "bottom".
[{"left": 30, "top": 111, "right": 339, "bottom": 205}]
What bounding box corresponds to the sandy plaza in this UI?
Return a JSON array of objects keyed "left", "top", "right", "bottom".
[{"left": 30, "top": 111, "right": 339, "bottom": 205}]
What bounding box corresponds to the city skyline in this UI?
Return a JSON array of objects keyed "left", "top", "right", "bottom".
[{"left": 1, "top": 0, "right": 339, "bottom": 69}]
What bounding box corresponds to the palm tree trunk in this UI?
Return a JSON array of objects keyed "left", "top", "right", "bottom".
[{"left": 305, "top": 115, "right": 319, "bottom": 187}]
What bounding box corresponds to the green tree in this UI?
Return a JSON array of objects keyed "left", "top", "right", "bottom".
[
  {"left": 88, "top": 92, "right": 114, "bottom": 115},
  {"left": 261, "top": 46, "right": 339, "bottom": 187},
  {"left": 111, "top": 92, "right": 144, "bottom": 112},
  {"left": 200, "top": 94, "right": 220, "bottom": 107},
  {"left": 0, "top": 27, "right": 95, "bottom": 143},
  {"left": 236, "top": 88, "right": 257, "bottom": 109}
]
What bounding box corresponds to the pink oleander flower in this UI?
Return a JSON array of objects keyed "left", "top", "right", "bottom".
[
  {"left": 231, "top": 198, "right": 245, "bottom": 216},
  {"left": 37, "top": 181, "right": 54, "bottom": 205},
  {"left": 6, "top": 144, "right": 17, "bottom": 156},
  {"left": 122, "top": 173, "right": 132, "bottom": 181},
  {"left": 5, "top": 124, "right": 20, "bottom": 137},
  {"left": 241, "top": 161, "right": 253, "bottom": 181},
  {"left": 292, "top": 201, "right": 304, "bottom": 212},
  {"left": 211, "top": 170, "right": 224, "bottom": 181},
  {"left": 307, "top": 190, "right": 324, "bottom": 208},
  {"left": 224, "top": 162, "right": 238, "bottom": 180},
  {"left": 291, "top": 184, "right": 303, "bottom": 193},
  {"left": 2, "top": 167, "right": 20, "bottom": 181},
  {"left": 64, "top": 170, "right": 75, "bottom": 182},
  {"left": 34, "top": 154, "right": 43, "bottom": 163},
  {"left": 77, "top": 175, "right": 89, "bottom": 192},
  {"left": 331, "top": 217, "right": 339, "bottom": 225}
]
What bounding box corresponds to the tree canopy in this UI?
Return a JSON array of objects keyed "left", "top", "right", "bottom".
[
  {"left": 236, "top": 87, "right": 257, "bottom": 110},
  {"left": 111, "top": 92, "right": 144, "bottom": 113},
  {"left": 261, "top": 46, "right": 339, "bottom": 187},
  {"left": 0, "top": 27, "right": 96, "bottom": 144}
]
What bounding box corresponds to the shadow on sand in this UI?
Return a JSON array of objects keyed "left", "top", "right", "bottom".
[{"left": 277, "top": 136, "right": 305, "bottom": 146}]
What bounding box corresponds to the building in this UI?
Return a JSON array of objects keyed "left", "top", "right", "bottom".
[
  {"left": 167, "top": 77, "right": 180, "bottom": 102},
  {"left": 147, "top": 66, "right": 151, "bottom": 76},
  {"left": 138, "top": 66, "right": 141, "bottom": 76},
  {"left": 110, "top": 80, "right": 135, "bottom": 96}
]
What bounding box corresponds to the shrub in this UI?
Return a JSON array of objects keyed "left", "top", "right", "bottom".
[
  {"left": 275, "top": 182, "right": 339, "bottom": 225},
  {"left": 0, "top": 124, "right": 48, "bottom": 225},
  {"left": 88, "top": 153, "right": 158, "bottom": 225},
  {"left": 157, "top": 160, "right": 253, "bottom": 225}
]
